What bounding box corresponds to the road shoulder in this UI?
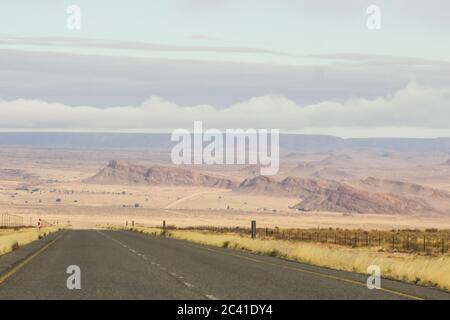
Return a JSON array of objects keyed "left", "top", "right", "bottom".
[{"left": 0, "top": 230, "right": 63, "bottom": 280}]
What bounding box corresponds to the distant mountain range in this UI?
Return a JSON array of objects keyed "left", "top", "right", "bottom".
[
  {"left": 85, "top": 160, "right": 450, "bottom": 215},
  {"left": 1, "top": 132, "right": 450, "bottom": 152}
]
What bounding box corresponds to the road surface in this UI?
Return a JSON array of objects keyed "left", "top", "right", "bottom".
[{"left": 0, "top": 230, "right": 448, "bottom": 300}]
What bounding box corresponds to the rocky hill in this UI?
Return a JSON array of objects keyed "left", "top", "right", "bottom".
[
  {"left": 360, "top": 177, "right": 450, "bottom": 199},
  {"left": 85, "top": 160, "right": 238, "bottom": 188},
  {"left": 236, "top": 175, "right": 437, "bottom": 214}
]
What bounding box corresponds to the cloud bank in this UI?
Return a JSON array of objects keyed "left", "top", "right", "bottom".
[
  {"left": 2, "top": 48, "right": 450, "bottom": 109},
  {"left": 1, "top": 84, "right": 449, "bottom": 137}
]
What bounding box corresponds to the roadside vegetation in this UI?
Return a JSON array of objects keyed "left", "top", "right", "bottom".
[
  {"left": 110, "top": 226, "right": 450, "bottom": 292},
  {"left": 0, "top": 227, "right": 59, "bottom": 255}
]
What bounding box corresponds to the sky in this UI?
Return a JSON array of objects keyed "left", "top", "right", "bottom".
[{"left": 0, "top": 0, "right": 450, "bottom": 137}]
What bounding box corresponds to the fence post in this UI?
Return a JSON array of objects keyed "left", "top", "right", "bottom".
[
  {"left": 163, "top": 220, "right": 166, "bottom": 230},
  {"left": 251, "top": 220, "right": 256, "bottom": 239},
  {"left": 442, "top": 238, "right": 445, "bottom": 255},
  {"left": 132, "top": 220, "right": 134, "bottom": 227}
]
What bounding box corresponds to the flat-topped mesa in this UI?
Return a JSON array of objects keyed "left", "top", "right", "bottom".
[{"left": 85, "top": 160, "right": 238, "bottom": 188}]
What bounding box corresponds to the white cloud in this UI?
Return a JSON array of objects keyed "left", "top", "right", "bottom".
[{"left": 1, "top": 83, "right": 449, "bottom": 138}]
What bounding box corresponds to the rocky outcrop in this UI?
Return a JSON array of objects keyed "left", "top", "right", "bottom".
[{"left": 85, "top": 160, "right": 238, "bottom": 188}]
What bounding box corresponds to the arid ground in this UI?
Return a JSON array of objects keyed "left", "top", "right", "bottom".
[{"left": 1, "top": 146, "right": 450, "bottom": 230}]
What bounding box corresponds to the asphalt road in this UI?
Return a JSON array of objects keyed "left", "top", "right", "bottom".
[{"left": 0, "top": 229, "right": 449, "bottom": 300}]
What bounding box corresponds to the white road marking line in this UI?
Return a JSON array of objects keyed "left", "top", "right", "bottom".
[{"left": 98, "top": 230, "right": 218, "bottom": 299}]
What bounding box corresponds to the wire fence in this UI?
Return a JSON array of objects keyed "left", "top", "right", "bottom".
[
  {"left": 0, "top": 213, "right": 26, "bottom": 228},
  {"left": 0, "top": 213, "right": 53, "bottom": 229},
  {"left": 170, "top": 225, "right": 450, "bottom": 255}
]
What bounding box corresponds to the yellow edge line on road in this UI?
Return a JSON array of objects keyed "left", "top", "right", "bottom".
[
  {"left": 0, "top": 231, "right": 65, "bottom": 285},
  {"left": 185, "top": 242, "right": 424, "bottom": 300}
]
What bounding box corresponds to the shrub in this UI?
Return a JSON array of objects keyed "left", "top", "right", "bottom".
[
  {"left": 269, "top": 249, "right": 281, "bottom": 257},
  {"left": 161, "top": 230, "right": 172, "bottom": 237},
  {"left": 11, "top": 242, "right": 19, "bottom": 251}
]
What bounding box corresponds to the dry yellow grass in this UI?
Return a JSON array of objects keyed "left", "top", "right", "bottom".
[
  {"left": 118, "top": 226, "right": 450, "bottom": 292},
  {"left": 0, "top": 227, "right": 59, "bottom": 256}
]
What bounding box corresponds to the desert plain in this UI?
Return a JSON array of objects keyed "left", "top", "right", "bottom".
[{"left": 1, "top": 144, "right": 450, "bottom": 231}]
